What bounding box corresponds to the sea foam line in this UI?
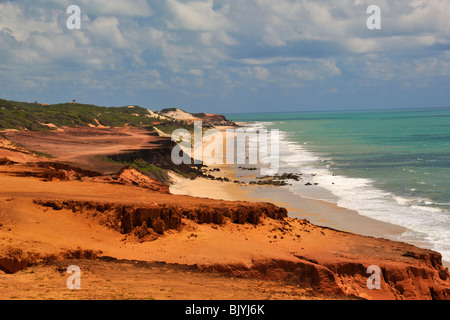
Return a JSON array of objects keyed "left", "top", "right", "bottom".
[{"left": 251, "top": 121, "right": 450, "bottom": 262}]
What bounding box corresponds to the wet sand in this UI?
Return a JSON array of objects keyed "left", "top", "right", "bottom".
[
  {"left": 170, "top": 165, "right": 407, "bottom": 241},
  {"left": 170, "top": 163, "right": 450, "bottom": 270},
  {"left": 171, "top": 123, "right": 449, "bottom": 267}
]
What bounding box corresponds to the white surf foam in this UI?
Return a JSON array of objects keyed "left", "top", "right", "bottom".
[{"left": 251, "top": 122, "right": 450, "bottom": 262}]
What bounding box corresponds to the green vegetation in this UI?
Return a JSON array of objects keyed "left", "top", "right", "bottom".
[
  {"left": 0, "top": 99, "right": 162, "bottom": 131},
  {"left": 159, "top": 108, "right": 179, "bottom": 113},
  {"left": 191, "top": 113, "right": 206, "bottom": 118},
  {"left": 128, "top": 159, "right": 165, "bottom": 175},
  {"left": 102, "top": 156, "right": 169, "bottom": 183},
  {"left": 159, "top": 108, "right": 207, "bottom": 119},
  {"left": 1, "top": 98, "right": 208, "bottom": 185},
  {"left": 153, "top": 122, "right": 195, "bottom": 134},
  {"left": 29, "top": 151, "right": 55, "bottom": 159},
  {"left": 172, "top": 167, "right": 198, "bottom": 179},
  {"left": 0, "top": 98, "right": 231, "bottom": 132}
]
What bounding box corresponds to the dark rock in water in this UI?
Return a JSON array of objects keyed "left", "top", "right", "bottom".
[
  {"left": 256, "top": 172, "right": 302, "bottom": 182},
  {"left": 284, "top": 173, "right": 301, "bottom": 181},
  {"left": 305, "top": 182, "right": 312, "bottom": 186},
  {"left": 249, "top": 180, "right": 287, "bottom": 186},
  {"left": 239, "top": 167, "right": 257, "bottom": 171}
]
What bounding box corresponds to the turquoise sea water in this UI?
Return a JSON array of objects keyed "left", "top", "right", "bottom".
[{"left": 227, "top": 108, "right": 450, "bottom": 261}]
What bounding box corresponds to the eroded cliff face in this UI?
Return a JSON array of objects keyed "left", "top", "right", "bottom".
[
  {"left": 115, "top": 167, "right": 170, "bottom": 193},
  {"left": 23, "top": 198, "right": 450, "bottom": 300},
  {"left": 105, "top": 137, "right": 203, "bottom": 183},
  {"left": 4, "top": 162, "right": 171, "bottom": 193},
  {"left": 9, "top": 162, "right": 102, "bottom": 181},
  {"left": 199, "top": 232, "right": 450, "bottom": 300},
  {"left": 0, "top": 248, "right": 101, "bottom": 274},
  {"left": 1, "top": 127, "right": 450, "bottom": 300},
  {"left": 32, "top": 199, "right": 288, "bottom": 235}
]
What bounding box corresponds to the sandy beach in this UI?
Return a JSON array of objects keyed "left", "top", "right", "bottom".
[
  {"left": 170, "top": 167, "right": 408, "bottom": 239},
  {"left": 3, "top": 0, "right": 450, "bottom": 304},
  {"left": 170, "top": 126, "right": 450, "bottom": 269},
  {"left": 1, "top": 125, "right": 449, "bottom": 300},
  {"left": 170, "top": 125, "right": 410, "bottom": 242}
]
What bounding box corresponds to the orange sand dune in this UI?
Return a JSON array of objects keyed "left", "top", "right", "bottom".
[{"left": 0, "top": 164, "right": 449, "bottom": 300}]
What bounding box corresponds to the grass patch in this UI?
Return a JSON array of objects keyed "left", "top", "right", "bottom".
[
  {"left": 95, "top": 155, "right": 117, "bottom": 163},
  {"left": 0, "top": 99, "right": 164, "bottom": 131},
  {"left": 101, "top": 156, "right": 169, "bottom": 183},
  {"left": 154, "top": 122, "right": 194, "bottom": 134},
  {"left": 173, "top": 167, "right": 197, "bottom": 179},
  {"left": 30, "top": 150, "right": 54, "bottom": 159}
]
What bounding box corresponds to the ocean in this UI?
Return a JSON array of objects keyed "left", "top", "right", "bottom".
[{"left": 227, "top": 107, "right": 450, "bottom": 262}]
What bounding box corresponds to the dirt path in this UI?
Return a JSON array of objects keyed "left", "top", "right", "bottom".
[{"left": 3, "top": 127, "right": 165, "bottom": 173}]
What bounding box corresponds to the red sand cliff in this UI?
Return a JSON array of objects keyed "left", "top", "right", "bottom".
[{"left": 1, "top": 127, "right": 449, "bottom": 300}]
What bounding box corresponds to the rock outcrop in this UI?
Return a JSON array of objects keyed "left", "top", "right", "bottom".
[
  {"left": 202, "top": 113, "right": 236, "bottom": 127},
  {"left": 0, "top": 247, "right": 100, "bottom": 274},
  {"left": 0, "top": 158, "right": 17, "bottom": 166},
  {"left": 201, "top": 254, "right": 450, "bottom": 300},
  {"left": 116, "top": 167, "right": 170, "bottom": 193},
  {"left": 3, "top": 161, "right": 171, "bottom": 193},
  {"left": 33, "top": 199, "right": 288, "bottom": 235}
]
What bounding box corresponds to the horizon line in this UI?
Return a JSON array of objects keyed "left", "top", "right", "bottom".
[{"left": 224, "top": 105, "right": 450, "bottom": 116}]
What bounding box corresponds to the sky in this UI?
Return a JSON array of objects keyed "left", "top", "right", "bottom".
[{"left": 0, "top": 0, "right": 450, "bottom": 113}]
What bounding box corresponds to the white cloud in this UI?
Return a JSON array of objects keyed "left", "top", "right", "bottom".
[
  {"left": 200, "top": 31, "right": 239, "bottom": 46},
  {"left": 38, "top": 0, "right": 153, "bottom": 17},
  {"left": 239, "top": 66, "right": 271, "bottom": 81},
  {"left": 88, "top": 16, "right": 128, "bottom": 49},
  {"left": 362, "top": 51, "right": 450, "bottom": 85},
  {"left": 167, "top": 0, "right": 230, "bottom": 32},
  {"left": 327, "top": 87, "right": 339, "bottom": 94},
  {"left": 1, "top": 0, "right": 450, "bottom": 107},
  {"left": 253, "top": 66, "right": 270, "bottom": 80},
  {"left": 0, "top": 2, "right": 60, "bottom": 42},
  {"left": 284, "top": 58, "right": 342, "bottom": 82},
  {"left": 81, "top": 0, "right": 152, "bottom": 17},
  {"left": 188, "top": 69, "right": 204, "bottom": 77}
]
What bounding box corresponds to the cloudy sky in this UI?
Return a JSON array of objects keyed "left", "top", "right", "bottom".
[{"left": 0, "top": 0, "right": 449, "bottom": 113}]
